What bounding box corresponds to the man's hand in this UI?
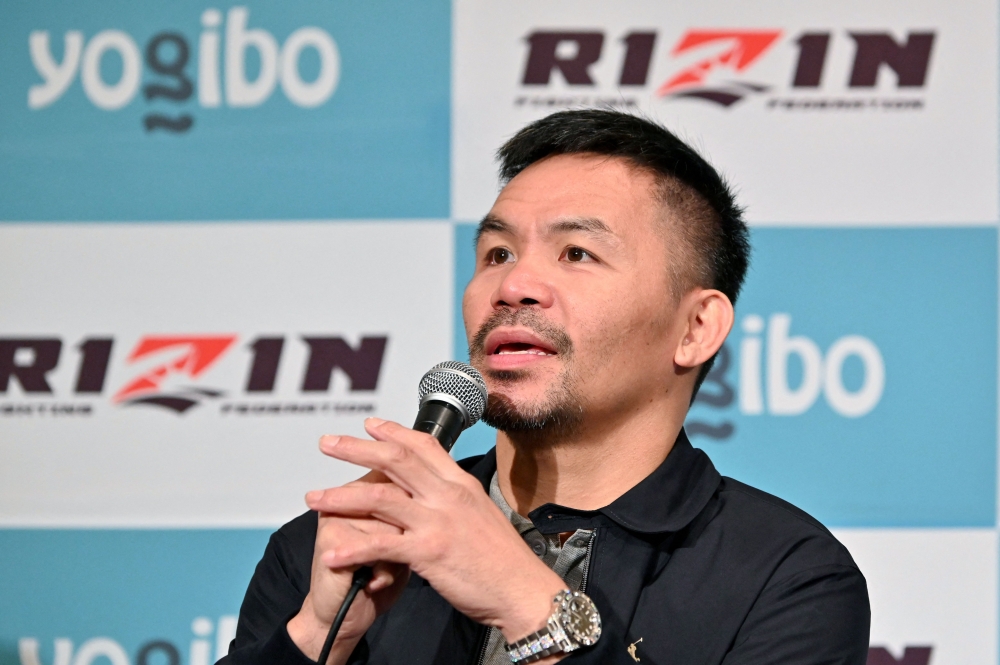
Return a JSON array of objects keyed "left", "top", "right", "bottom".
[
  {"left": 287, "top": 472, "right": 410, "bottom": 665},
  {"left": 305, "top": 418, "right": 568, "bottom": 644}
]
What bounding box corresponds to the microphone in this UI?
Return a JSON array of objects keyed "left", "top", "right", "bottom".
[
  {"left": 413, "top": 360, "right": 488, "bottom": 452},
  {"left": 316, "top": 361, "right": 488, "bottom": 664}
]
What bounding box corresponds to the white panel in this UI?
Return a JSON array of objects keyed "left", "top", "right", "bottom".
[
  {"left": 0, "top": 222, "right": 452, "bottom": 526},
  {"left": 833, "top": 529, "right": 998, "bottom": 665},
  {"left": 454, "top": 0, "right": 999, "bottom": 224}
]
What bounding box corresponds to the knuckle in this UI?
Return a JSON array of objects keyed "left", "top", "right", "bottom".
[
  {"left": 421, "top": 534, "right": 447, "bottom": 561},
  {"left": 386, "top": 442, "right": 410, "bottom": 465},
  {"left": 446, "top": 482, "right": 473, "bottom": 507},
  {"left": 460, "top": 474, "right": 482, "bottom": 494},
  {"left": 416, "top": 431, "right": 438, "bottom": 450},
  {"left": 369, "top": 483, "right": 392, "bottom": 503}
]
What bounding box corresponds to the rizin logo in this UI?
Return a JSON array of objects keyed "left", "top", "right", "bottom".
[
  {"left": 866, "top": 647, "right": 933, "bottom": 665},
  {"left": 0, "top": 333, "right": 388, "bottom": 416},
  {"left": 28, "top": 6, "right": 340, "bottom": 132},
  {"left": 518, "top": 28, "right": 935, "bottom": 110},
  {"left": 655, "top": 31, "right": 782, "bottom": 106},
  {"left": 112, "top": 336, "right": 237, "bottom": 413},
  {"left": 687, "top": 313, "right": 885, "bottom": 440}
]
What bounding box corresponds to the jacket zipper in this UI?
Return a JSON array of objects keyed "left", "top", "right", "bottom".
[
  {"left": 473, "top": 625, "right": 490, "bottom": 665},
  {"left": 580, "top": 529, "right": 597, "bottom": 593}
]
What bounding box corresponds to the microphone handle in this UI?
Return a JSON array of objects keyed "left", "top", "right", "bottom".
[{"left": 412, "top": 399, "right": 467, "bottom": 453}]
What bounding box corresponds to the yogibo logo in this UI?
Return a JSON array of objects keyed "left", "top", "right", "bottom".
[
  {"left": 28, "top": 6, "right": 340, "bottom": 132},
  {"left": 688, "top": 313, "right": 885, "bottom": 440},
  {"left": 18, "top": 615, "right": 237, "bottom": 665},
  {"left": 737, "top": 314, "right": 884, "bottom": 418},
  {"left": 0, "top": 333, "right": 388, "bottom": 416}
]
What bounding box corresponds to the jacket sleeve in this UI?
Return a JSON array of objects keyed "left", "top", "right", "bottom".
[
  {"left": 720, "top": 563, "right": 871, "bottom": 665},
  {"left": 215, "top": 511, "right": 369, "bottom": 665}
]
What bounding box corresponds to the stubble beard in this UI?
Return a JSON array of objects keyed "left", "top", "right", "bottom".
[{"left": 469, "top": 308, "right": 585, "bottom": 443}]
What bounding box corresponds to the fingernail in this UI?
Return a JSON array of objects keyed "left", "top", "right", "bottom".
[
  {"left": 305, "top": 490, "right": 323, "bottom": 504},
  {"left": 321, "top": 435, "right": 340, "bottom": 448},
  {"left": 366, "top": 417, "right": 386, "bottom": 427}
]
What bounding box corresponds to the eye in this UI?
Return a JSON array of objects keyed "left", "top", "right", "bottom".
[
  {"left": 562, "top": 246, "right": 596, "bottom": 263},
  {"left": 486, "top": 247, "right": 514, "bottom": 265}
]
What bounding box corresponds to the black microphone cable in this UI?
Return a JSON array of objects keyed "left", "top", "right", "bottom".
[
  {"left": 313, "top": 361, "right": 487, "bottom": 664},
  {"left": 316, "top": 566, "right": 373, "bottom": 665}
]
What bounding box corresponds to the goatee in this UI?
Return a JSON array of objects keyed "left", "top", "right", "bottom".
[{"left": 469, "top": 307, "right": 584, "bottom": 440}]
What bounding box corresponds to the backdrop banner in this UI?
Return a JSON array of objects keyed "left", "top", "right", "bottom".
[{"left": 2, "top": 1, "right": 998, "bottom": 665}]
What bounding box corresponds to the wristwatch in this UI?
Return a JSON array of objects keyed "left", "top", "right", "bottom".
[{"left": 504, "top": 590, "right": 602, "bottom": 663}]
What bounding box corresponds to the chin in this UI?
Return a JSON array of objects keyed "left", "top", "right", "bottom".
[
  {"left": 481, "top": 384, "right": 584, "bottom": 437},
  {"left": 483, "top": 383, "right": 548, "bottom": 409}
]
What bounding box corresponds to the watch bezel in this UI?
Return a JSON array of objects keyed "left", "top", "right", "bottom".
[{"left": 555, "top": 590, "right": 602, "bottom": 647}]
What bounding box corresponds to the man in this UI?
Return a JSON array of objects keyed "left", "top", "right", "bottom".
[{"left": 224, "top": 109, "right": 870, "bottom": 665}]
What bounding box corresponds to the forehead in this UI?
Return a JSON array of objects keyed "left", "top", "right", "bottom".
[{"left": 485, "top": 154, "right": 663, "bottom": 238}]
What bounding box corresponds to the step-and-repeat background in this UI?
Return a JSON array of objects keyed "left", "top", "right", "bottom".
[{"left": 2, "top": 1, "right": 997, "bottom": 664}]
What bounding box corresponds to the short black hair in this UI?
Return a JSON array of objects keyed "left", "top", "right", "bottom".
[{"left": 496, "top": 108, "right": 750, "bottom": 400}]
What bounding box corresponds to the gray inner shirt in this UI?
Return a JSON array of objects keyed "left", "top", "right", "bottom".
[{"left": 481, "top": 472, "right": 594, "bottom": 665}]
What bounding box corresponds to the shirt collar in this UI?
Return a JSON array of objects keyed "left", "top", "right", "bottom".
[
  {"left": 488, "top": 471, "right": 536, "bottom": 535},
  {"left": 463, "top": 428, "right": 720, "bottom": 535}
]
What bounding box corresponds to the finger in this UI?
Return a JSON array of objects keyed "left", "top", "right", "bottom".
[
  {"left": 319, "top": 529, "right": 409, "bottom": 568},
  {"left": 319, "top": 433, "right": 446, "bottom": 498},
  {"left": 367, "top": 419, "right": 475, "bottom": 485},
  {"left": 307, "top": 484, "right": 425, "bottom": 529},
  {"left": 367, "top": 561, "right": 407, "bottom": 592},
  {"left": 365, "top": 419, "right": 456, "bottom": 472}
]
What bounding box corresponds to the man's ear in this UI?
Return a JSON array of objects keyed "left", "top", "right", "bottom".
[{"left": 674, "top": 289, "right": 734, "bottom": 369}]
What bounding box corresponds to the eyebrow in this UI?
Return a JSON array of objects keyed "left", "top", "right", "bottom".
[
  {"left": 546, "top": 217, "right": 615, "bottom": 238},
  {"left": 474, "top": 214, "right": 617, "bottom": 246},
  {"left": 474, "top": 214, "right": 512, "bottom": 246}
]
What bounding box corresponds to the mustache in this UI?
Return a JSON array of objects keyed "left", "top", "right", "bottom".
[{"left": 469, "top": 308, "right": 573, "bottom": 359}]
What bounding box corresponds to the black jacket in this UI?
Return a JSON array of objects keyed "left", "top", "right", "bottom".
[{"left": 225, "top": 432, "right": 870, "bottom": 664}]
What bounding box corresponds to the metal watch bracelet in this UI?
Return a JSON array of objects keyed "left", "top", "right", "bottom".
[
  {"left": 504, "top": 614, "right": 577, "bottom": 664},
  {"left": 504, "top": 590, "right": 601, "bottom": 664}
]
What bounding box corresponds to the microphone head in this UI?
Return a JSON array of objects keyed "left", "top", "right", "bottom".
[{"left": 417, "top": 361, "right": 488, "bottom": 429}]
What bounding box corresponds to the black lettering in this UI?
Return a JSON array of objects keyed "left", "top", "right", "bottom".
[
  {"left": 136, "top": 641, "right": 180, "bottom": 665},
  {"left": 246, "top": 337, "right": 284, "bottom": 392},
  {"left": 74, "top": 338, "right": 113, "bottom": 393},
  {"left": 523, "top": 32, "right": 604, "bottom": 85},
  {"left": 866, "top": 646, "right": 933, "bottom": 665},
  {"left": 144, "top": 33, "right": 193, "bottom": 101},
  {"left": 143, "top": 32, "right": 193, "bottom": 133},
  {"left": 0, "top": 339, "right": 62, "bottom": 393},
  {"left": 619, "top": 32, "right": 656, "bottom": 86},
  {"left": 849, "top": 32, "right": 935, "bottom": 87},
  {"left": 301, "top": 336, "right": 388, "bottom": 392},
  {"left": 688, "top": 344, "right": 735, "bottom": 440},
  {"left": 143, "top": 115, "right": 193, "bottom": 132},
  {"left": 694, "top": 344, "right": 734, "bottom": 408},
  {"left": 792, "top": 33, "right": 830, "bottom": 87}
]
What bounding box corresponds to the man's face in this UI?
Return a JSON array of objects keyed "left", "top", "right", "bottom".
[{"left": 463, "top": 153, "right": 687, "bottom": 436}]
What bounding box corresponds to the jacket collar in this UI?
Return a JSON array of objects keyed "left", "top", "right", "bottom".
[{"left": 462, "top": 429, "right": 721, "bottom": 535}]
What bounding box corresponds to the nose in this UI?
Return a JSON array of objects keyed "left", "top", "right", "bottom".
[{"left": 492, "top": 254, "right": 555, "bottom": 310}]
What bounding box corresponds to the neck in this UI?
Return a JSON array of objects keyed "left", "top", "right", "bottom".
[{"left": 494, "top": 393, "right": 689, "bottom": 515}]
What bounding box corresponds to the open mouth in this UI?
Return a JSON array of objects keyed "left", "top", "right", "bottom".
[
  {"left": 484, "top": 328, "right": 559, "bottom": 361},
  {"left": 492, "top": 342, "right": 556, "bottom": 356}
]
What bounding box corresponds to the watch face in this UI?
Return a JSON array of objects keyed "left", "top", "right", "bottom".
[{"left": 559, "top": 593, "right": 602, "bottom": 646}]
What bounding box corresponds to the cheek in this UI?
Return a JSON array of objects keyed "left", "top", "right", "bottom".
[
  {"left": 462, "top": 276, "right": 492, "bottom": 337},
  {"left": 564, "top": 292, "right": 632, "bottom": 361},
  {"left": 569, "top": 291, "right": 673, "bottom": 371}
]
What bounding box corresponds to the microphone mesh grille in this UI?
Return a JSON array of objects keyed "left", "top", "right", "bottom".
[{"left": 417, "top": 361, "right": 488, "bottom": 427}]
